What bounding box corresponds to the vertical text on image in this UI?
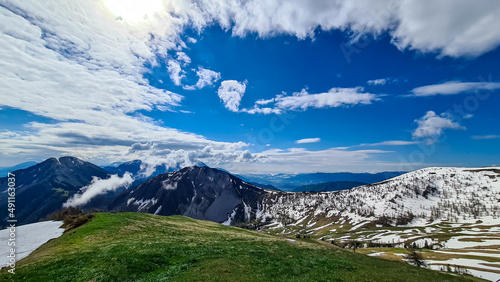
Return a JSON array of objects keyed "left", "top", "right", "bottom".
[{"left": 6, "top": 172, "right": 16, "bottom": 274}]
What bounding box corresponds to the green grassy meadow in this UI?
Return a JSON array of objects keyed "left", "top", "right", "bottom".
[{"left": 0, "top": 213, "right": 484, "bottom": 281}]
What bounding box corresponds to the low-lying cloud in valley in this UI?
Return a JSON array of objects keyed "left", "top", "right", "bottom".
[{"left": 64, "top": 173, "right": 134, "bottom": 207}]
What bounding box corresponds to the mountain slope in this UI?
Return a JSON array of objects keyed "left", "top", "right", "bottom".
[
  {"left": 0, "top": 157, "right": 109, "bottom": 225},
  {"left": 293, "top": 181, "right": 367, "bottom": 192},
  {"left": 113, "top": 166, "right": 267, "bottom": 223},
  {"left": 0, "top": 212, "right": 480, "bottom": 281},
  {"left": 256, "top": 167, "right": 500, "bottom": 232}
]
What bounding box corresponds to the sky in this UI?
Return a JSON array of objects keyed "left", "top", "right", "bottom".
[{"left": 0, "top": 0, "right": 500, "bottom": 174}]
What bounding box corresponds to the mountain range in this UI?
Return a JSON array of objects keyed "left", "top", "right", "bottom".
[
  {"left": 238, "top": 171, "right": 406, "bottom": 191},
  {"left": 2, "top": 156, "right": 499, "bottom": 280},
  {"left": 2, "top": 156, "right": 498, "bottom": 231}
]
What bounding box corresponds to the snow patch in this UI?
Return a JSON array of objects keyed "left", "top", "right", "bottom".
[{"left": 0, "top": 221, "right": 64, "bottom": 266}]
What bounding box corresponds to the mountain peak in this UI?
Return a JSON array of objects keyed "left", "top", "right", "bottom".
[
  {"left": 116, "top": 164, "right": 266, "bottom": 223},
  {"left": 0, "top": 156, "right": 109, "bottom": 225}
]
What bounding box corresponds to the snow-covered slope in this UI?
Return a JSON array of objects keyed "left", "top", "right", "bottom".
[
  {"left": 0, "top": 221, "right": 64, "bottom": 267},
  {"left": 255, "top": 167, "right": 500, "bottom": 228}
]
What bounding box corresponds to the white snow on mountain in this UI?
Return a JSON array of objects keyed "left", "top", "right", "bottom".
[{"left": 257, "top": 167, "right": 500, "bottom": 228}]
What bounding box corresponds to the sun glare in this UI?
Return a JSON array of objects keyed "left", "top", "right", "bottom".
[{"left": 103, "top": 0, "right": 163, "bottom": 23}]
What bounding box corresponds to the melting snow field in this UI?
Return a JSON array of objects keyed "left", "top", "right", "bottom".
[
  {"left": 426, "top": 258, "right": 500, "bottom": 282},
  {"left": 259, "top": 167, "right": 500, "bottom": 281},
  {"left": 0, "top": 221, "right": 64, "bottom": 267}
]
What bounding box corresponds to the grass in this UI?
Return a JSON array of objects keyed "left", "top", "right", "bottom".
[
  {"left": 52, "top": 188, "right": 69, "bottom": 197},
  {"left": 0, "top": 213, "right": 485, "bottom": 281}
]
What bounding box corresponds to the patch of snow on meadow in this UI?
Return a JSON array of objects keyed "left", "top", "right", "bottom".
[{"left": 0, "top": 221, "right": 64, "bottom": 267}]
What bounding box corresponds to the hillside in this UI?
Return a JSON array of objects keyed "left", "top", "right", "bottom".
[
  {"left": 252, "top": 167, "right": 500, "bottom": 280},
  {"left": 0, "top": 213, "right": 481, "bottom": 281},
  {"left": 257, "top": 167, "right": 500, "bottom": 229},
  {"left": 292, "top": 181, "right": 367, "bottom": 192}
]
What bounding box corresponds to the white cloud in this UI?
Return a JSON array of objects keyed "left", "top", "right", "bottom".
[
  {"left": 255, "top": 98, "right": 275, "bottom": 105},
  {"left": 2, "top": 0, "right": 498, "bottom": 170},
  {"left": 295, "top": 138, "right": 321, "bottom": 144},
  {"left": 392, "top": 0, "right": 500, "bottom": 57},
  {"left": 367, "top": 78, "right": 387, "bottom": 86},
  {"left": 362, "top": 140, "right": 419, "bottom": 146},
  {"left": 0, "top": 1, "right": 253, "bottom": 167},
  {"left": 412, "top": 111, "right": 465, "bottom": 144},
  {"left": 176, "top": 51, "right": 191, "bottom": 65},
  {"left": 410, "top": 81, "right": 500, "bottom": 96},
  {"left": 182, "top": 0, "right": 500, "bottom": 58},
  {"left": 245, "top": 87, "right": 380, "bottom": 114},
  {"left": 63, "top": 173, "right": 134, "bottom": 207},
  {"left": 184, "top": 67, "right": 221, "bottom": 90},
  {"left": 471, "top": 135, "right": 500, "bottom": 140},
  {"left": 276, "top": 87, "right": 380, "bottom": 111},
  {"left": 241, "top": 107, "right": 281, "bottom": 115},
  {"left": 225, "top": 147, "right": 391, "bottom": 174},
  {"left": 217, "top": 80, "right": 246, "bottom": 112},
  {"left": 129, "top": 143, "right": 262, "bottom": 177},
  {"left": 167, "top": 60, "right": 185, "bottom": 86}
]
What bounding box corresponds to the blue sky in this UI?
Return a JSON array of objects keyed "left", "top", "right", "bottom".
[{"left": 1, "top": 0, "right": 500, "bottom": 174}]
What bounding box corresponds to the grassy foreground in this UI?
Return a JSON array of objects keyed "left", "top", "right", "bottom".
[{"left": 0, "top": 213, "right": 483, "bottom": 281}]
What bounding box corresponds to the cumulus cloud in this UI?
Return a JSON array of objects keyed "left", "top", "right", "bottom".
[
  {"left": 277, "top": 88, "right": 379, "bottom": 111},
  {"left": 295, "top": 138, "right": 321, "bottom": 144},
  {"left": 412, "top": 111, "right": 465, "bottom": 144},
  {"left": 392, "top": 0, "right": 500, "bottom": 57},
  {"left": 179, "top": 0, "right": 500, "bottom": 58},
  {"left": 244, "top": 87, "right": 381, "bottom": 114},
  {"left": 410, "top": 81, "right": 500, "bottom": 97},
  {"left": 129, "top": 143, "right": 262, "bottom": 177},
  {"left": 184, "top": 67, "right": 221, "bottom": 90},
  {"left": 63, "top": 173, "right": 134, "bottom": 207},
  {"left": 217, "top": 80, "right": 247, "bottom": 112}
]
